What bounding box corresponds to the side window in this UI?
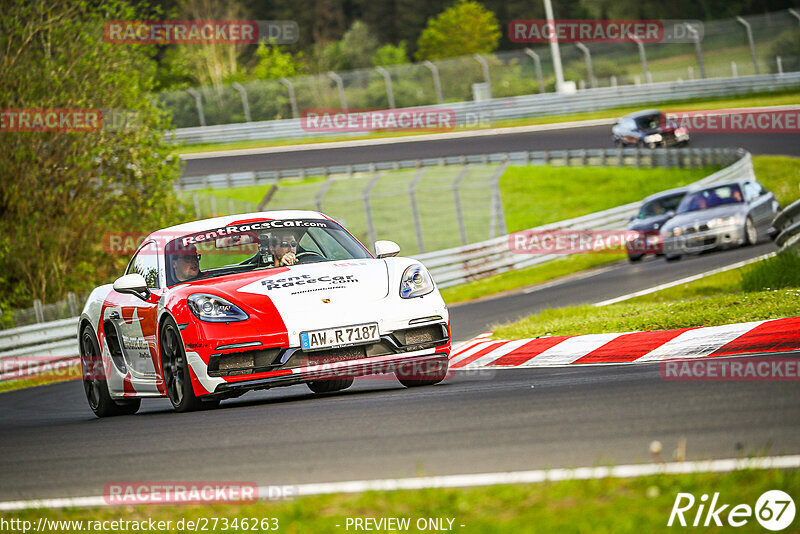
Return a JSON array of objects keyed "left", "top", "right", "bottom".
[
  {"left": 743, "top": 182, "right": 759, "bottom": 202},
  {"left": 126, "top": 242, "right": 160, "bottom": 289}
]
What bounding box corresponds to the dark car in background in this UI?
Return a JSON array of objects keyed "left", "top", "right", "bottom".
[
  {"left": 612, "top": 109, "right": 690, "bottom": 148},
  {"left": 660, "top": 179, "right": 781, "bottom": 260},
  {"left": 625, "top": 187, "right": 689, "bottom": 262}
]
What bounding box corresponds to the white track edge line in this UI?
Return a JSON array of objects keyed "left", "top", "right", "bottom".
[
  {"left": 593, "top": 251, "right": 776, "bottom": 307},
  {"left": 2, "top": 455, "right": 798, "bottom": 511}
]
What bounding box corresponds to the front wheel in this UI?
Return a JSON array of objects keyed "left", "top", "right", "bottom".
[
  {"left": 396, "top": 358, "right": 449, "bottom": 387},
  {"left": 627, "top": 253, "right": 644, "bottom": 263},
  {"left": 665, "top": 254, "right": 682, "bottom": 262},
  {"left": 307, "top": 377, "right": 354, "bottom": 394},
  {"left": 161, "top": 318, "right": 204, "bottom": 413},
  {"left": 744, "top": 216, "right": 758, "bottom": 246},
  {"left": 80, "top": 325, "right": 140, "bottom": 417}
]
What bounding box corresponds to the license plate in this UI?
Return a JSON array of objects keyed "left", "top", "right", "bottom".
[{"left": 300, "top": 323, "right": 379, "bottom": 351}]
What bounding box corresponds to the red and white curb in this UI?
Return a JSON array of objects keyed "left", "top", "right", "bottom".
[{"left": 449, "top": 317, "right": 800, "bottom": 369}]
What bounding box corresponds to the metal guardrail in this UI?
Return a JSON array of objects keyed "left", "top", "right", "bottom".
[
  {"left": 170, "top": 73, "right": 800, "bottom": 145},
  {"left": 0, "top": 317, "right": 80, "bottom": 382},
  {"left": 414, "top": 149, "right": 755, "bottom": 288},
  {"left": 774, "top": 199, "right": 800, "bottom": 250}
]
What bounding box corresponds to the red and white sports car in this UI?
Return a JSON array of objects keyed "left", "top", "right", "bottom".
[{"left": 79, "top": 211, "right": 450, "bottom": 416}]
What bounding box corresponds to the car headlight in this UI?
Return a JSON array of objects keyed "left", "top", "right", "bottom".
[
  {"left": 671, "top": 227, "right": 683, "bottom": 237},
  {"left": 675, "top": 127, "right": 688, "bottom": 136},
  {"left": 400, "top": 264, "right": 434, "bottom": 299},
  {"left": 707, "top": 216, "right": 739, "bottom": 228},
  {"left": 644, "top": 134, "right": 662, "bottom": 144},
  {"left": 188, "top": 293, "right": 248, "bottom": 322}
]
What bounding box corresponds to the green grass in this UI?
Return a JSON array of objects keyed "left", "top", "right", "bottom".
[
  {"left": 0, "top": 363, "right": 81, "bottom": 394},
  {"left": 493, "top": 249, "right": 800, "bottom": 339},
  {"left": 500, "top": 166, "right": 714, "bottom": 233},
  {"left": 751, "top": 156, "right": 800, "bottom": 208},
  {"left": 4, "top": 468, "right": 797, "bottom": 532},
  {"left": 173, "top": 89, "right": 800, "bottom": 154}
]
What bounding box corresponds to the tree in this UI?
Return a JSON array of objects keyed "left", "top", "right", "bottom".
[
  {"left": 415, "top": 0, "right": 501, "bottom": 61},
  {"left": 251, "top": 42, "right": 304, "bottom": 80},
  {"left": 0, "top": 0, "right": 184, "bottom": 308},
  {"left": 372, "top": 42, "right": 409, "bottom": 67}
]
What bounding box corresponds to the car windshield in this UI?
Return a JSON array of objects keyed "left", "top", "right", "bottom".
[
  {"left": 164, "top": 218, "right": 371, "bottom": 287},
  {"left": 637, "top": 193, "right": 685, "bottom": 219},
  {"left": 676, "top": 184, "right": 744, "bottom": 214},
  {"left": 634, "top": 113, "right": 662, "bottom": 130}
]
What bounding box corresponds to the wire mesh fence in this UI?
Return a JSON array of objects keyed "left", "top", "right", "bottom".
[{"left": 159, "top": 10, "right": 800, "bottom": 128}]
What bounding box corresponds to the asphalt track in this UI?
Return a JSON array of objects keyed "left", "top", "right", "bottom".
[
  {"left": 1, "top": 127, "right": 798, "bottom": 503},
  {"left": 181, "top": 127, "right": 800, "bottom": 175}
]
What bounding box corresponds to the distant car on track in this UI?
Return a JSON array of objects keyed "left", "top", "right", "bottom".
[
  {"left": 612, "top": 109, "right": 690, "bottom": 148},
  {"left": 660, "top": 180, "right": 780, "bottom": 261},
  {"left": 79, "top": 211, "right": 451, "bottom": 416},
  {"left": 625, "top": 187, "right": 689, "bottom": 262}
]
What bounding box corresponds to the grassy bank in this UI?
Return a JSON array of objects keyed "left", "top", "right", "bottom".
[
  {"left": 493, "top": 249, "right": 800, "bottom": 339},
  {"left": 4, "top": 468, "right": 796, "bottom": 532}
]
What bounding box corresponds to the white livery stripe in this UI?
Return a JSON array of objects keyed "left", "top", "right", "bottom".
[
  {"left": 522, "top": 333, "right": 623, "bottom": 366},
  {"left": 634, "top": 320, "right": 767, "bottom": 362}
]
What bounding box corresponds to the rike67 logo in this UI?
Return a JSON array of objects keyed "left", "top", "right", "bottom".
[{"left": 668, "top": 490, "right": 795, "bottom": 530}]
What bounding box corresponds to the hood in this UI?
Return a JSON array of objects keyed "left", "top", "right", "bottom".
[
  {"left": 628, "top": 214, "right": 672, "bottom": 231},
  {"left": 236, "top": 259, "right": 389, "bottom": 308},
  {"left": 662, "top": 204, "right": 746, "bottom": 231}
]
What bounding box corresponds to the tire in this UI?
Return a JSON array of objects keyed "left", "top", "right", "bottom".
[
  {"left": 80, "top": 325, "right": 140, "bottom": 417},
  {"left": 307, "top": 377, "right": 354, "bottom": 394},
  {"left": 396, "top": 357, "right": 449, "bottom": 388},
  {"left": 627, "top": 253, "right": 644, "bottom": 263},
  {"left": 665, "top": 254, "right": 682, "bottom": 262},
  {"left": 160, "top": 317, "right": 203, "bottom": 413},
  {"left": 744, "top": 216, "right": 758, "bottom": 246}
]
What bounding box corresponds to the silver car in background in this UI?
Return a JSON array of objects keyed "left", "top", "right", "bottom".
[{"left": 660, "top": 179, "right": 780, "bottom": 260}]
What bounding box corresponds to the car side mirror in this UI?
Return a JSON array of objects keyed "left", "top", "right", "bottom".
[
  {"left": 375, "top": 240, "right": 400, "bottom": 258},
  {"left": 113, "top": 273, "right": 150, "bottom": 300},
  {"left": 666, "top": 210, "right": 675, "bottom": 218},
  {"left": 628, "top": 215, "right": 635, "bottom": 222}
]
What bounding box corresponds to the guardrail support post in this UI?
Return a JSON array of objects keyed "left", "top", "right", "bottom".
[
  {"left": 489, "top": 162, "right": 508, "bottom": 238},
  {"left": 67, "top": 293, "right": 78, "bottom": 317},
  {"left": 575, "top": 42, "right": 596, "bottom": 88},
  {"left": 374, "top": 66, "right": 395, "bottom": 109},
  {"left": 328, "top": 71, "right": 348, "bottom": 110},
  {"left": 187, "top": 88, "right": 206, "bottom": 127},
  {"left": 363, "top": 173, "right": 382, "bottom": 247},
  {"left": 685, "top": 24, "right": 706, "bottom": 79},
  {"left": 635, "top": 148, "right": 641, "bottom": 169},
  {"left": 231, "top": 82, "right": 252, "bottom": 122},
  {"left": 193, "top": 193, "right": 201, "bottom": 217},
  {"left": 315, "top": 175, "right": 335, "bottom": 212},
  {"left": 279, "top": 78, "right": 299, "bottom": 118},
  {"left": 617, "top": 147, "right": 624, "bottom": 167},
  {"left": 409, "top": 169, "right": 427, "bottom": 253},
  {"left": 631, "top": 36, "right": 651, "bottom": 84},
  {"left": 423, "top": 61, "right": 444, "bottom": 104},
  {"left": 33, "top": 299, "right": 44, "bottom": 323},
  {"left": 453, "top": 167, "right": 470, "bottom": 246},
  {"left": 736, "top": 16, "right": 760, "bottom": 75},
  {"left": 473, "top": 54, "right": 492, "bottom": 98},
  {"left": 777, "top": 56, "right": 783, "bottom": 75},
  {"left": 523, "top": 48, "right": 545, "bottom": 93}
]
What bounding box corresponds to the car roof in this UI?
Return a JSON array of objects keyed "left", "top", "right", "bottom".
[
  {"left": 622, "top": 109, "right": 662, "bottom": 120},
  {"left": 641, "top": 186, "right": 690, "bottom": 203},
  {"left": 157, "top": 210, "right": 327, "bottom": 235},
  {"left": 685, "top": 179, "right": 747, "bottom": 194}
]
